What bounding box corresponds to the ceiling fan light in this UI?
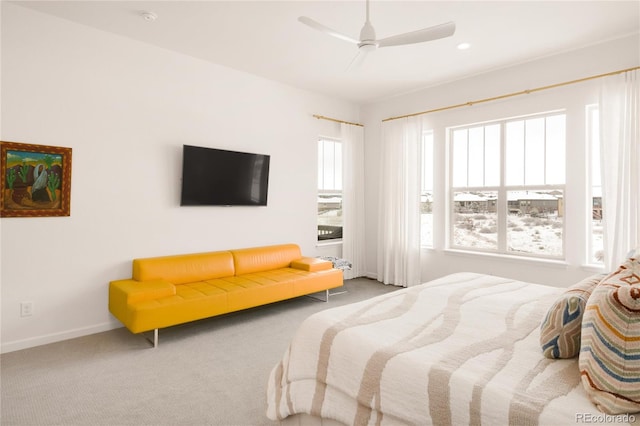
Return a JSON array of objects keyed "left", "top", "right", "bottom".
[{"left": 457, "top": 42, "right": 471, "bottom": 50}]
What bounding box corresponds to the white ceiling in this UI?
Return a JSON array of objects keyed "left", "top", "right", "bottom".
[{"left": 12, "top": 1, "right": 640, "bottom": 104}]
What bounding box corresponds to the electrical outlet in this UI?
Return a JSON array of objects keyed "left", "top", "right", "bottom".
[{"left": 20, "top": 301, "right": 33, "bottom": 317}]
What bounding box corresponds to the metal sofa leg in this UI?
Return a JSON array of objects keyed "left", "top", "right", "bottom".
[
  {"left": 143, "top": 329, "right": 158, "bottom": 348},
  {"left": 306, "top": 289, "right": 330, "bottom": 302}
]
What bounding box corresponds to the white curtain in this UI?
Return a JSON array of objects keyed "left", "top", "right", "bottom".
[
  {"left": 377, "top": 117, "right": 422, "bottom": 287},
  {"left": 599, "top": 69, "right": 640, "bottom": 270},
  {"left": 341, "top": 123, "right": 366, "bottom": 279}
]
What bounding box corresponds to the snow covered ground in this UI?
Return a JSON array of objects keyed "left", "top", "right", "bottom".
[
  {"left": 319, "top": 207, "right": 604, "bottom": 263},
  {"left": 421, "top": 213, "right": 604, "bottom": 262}
]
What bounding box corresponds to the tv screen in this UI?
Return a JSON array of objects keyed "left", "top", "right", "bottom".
[{"left": 180, "top": 145, "right": 270, "bottom": 206}]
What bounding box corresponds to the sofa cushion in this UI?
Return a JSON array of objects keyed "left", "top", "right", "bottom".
[
  {"left": 130, "top": 283, "right": 229, "bottom": 333},
  {"left": 209, "top": 273, "right": 295, "bottom": 312},
  {"left": 539, "top": 274, "right": 604, "bottom": 359},
  {"left": 231, "top": 244, "right": 302, "bottom": 275},
  {"left": 291, "top": 257, "right": 332, "bottom": 272},
  {"left": 133, "top": 251, "right": 235, "bottom": 284},
  {"left": 109, "top": 279, "right": 177, "bottom": 330},
  {"left": 579, "top": 257, "right": 640, "bottom": 414},
  {"left": 126, "top": 279, "right": 176, "bottom": 304}
]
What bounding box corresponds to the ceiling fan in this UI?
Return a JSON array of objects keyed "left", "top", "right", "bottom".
[{"left": 298, "top": 0, "right": 456, "bottom": 68}]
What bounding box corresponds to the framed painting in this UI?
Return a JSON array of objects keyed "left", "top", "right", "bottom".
[{"left": 1, "top": 141, "right": 72, "bottom": 217}]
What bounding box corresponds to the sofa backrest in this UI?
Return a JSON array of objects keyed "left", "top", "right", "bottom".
[
  {"left": 133, "top": 251, "right": 235, "bottom": 285},
  {"left": 231, "top": 244, "right": 302, "bottom": 275}
]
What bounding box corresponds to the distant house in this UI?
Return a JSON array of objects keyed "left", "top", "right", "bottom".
[
  {"left": 317, "top": 194, "right": 342, "bottom": 213},
  {"left": 507, "top": 191, "right": 562, "bottom": 216},
  {"left": 451, "top": 191, "right": 563, "bottom": 216},
  {"left": 453, "top": 192, "right": 493, "bottom": 213}
]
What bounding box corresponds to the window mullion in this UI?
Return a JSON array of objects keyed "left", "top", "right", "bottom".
[
  {"left": 543, "top": 117, "right": 548, "bottom": 185},
  {"left": 482, "top": 128, "right": 486, "bottom": 187},
  {"left": 497, "top": 122, "right": 507, "bottom": 253},
  {"left": 522, "top": 120, "right": 527, "bottom": 186},
  {"left": 466, "top": 129, "right": 471, "bottom": 186}
]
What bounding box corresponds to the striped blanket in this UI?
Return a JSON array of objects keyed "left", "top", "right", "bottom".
[{"left": 267, "top": 273, "right": 637, "bottom": 425}]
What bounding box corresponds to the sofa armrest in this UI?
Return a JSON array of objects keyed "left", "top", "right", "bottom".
[
  {"left": 291, "top": 257, "right": 332, "bottom": 272},
  {"left": 110, "top": 279, "right": 176, "bottom": 305}
]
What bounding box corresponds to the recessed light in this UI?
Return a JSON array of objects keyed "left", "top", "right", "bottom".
[
  {"left": 141, "top": 11, "right": 157, "bottom": 22},
  {"left": 457, "top": 42, "right": 471, "bottom": 50}
]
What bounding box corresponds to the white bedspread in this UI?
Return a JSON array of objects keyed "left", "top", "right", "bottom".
[{"left": 267, "top": 272, "right": 637, "bottom": 425}]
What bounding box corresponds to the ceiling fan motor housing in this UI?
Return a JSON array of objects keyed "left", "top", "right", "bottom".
[{"left": 358, "top": 20, "right": 378, "bottom": 50}]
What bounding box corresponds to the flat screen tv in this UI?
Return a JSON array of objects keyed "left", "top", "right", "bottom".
[{"left": 180, "top": 145, "right": 270, "bottom": 206}]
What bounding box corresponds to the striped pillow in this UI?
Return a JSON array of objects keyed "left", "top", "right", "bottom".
[
  {"left": 579, "top": 257, "right": 640, "bottom": 414},
  {"left": 539, "top": 274, "right": 604, "bottom": 359}
]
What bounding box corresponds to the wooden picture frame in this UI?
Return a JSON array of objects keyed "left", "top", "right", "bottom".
[{"left": 1, "top": 141, "right": 72, "bottom": 217}]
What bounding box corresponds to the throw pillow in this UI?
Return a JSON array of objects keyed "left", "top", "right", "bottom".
[
  {"left": 539, "top": 274, "right": 604, "bottom": 359},
  {"left": 579, "top": 257, "right": 640, "bottom": 414}
]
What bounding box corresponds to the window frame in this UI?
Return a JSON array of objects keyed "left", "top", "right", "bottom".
[
  {"left": 317, "top": 136, "right": 343, "bottom": 242},
  {"left": 447, "top": 110, "right": 567, "bottom": 260}
]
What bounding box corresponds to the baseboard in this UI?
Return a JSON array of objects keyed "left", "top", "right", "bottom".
[{"left": 1, "top": 321, "right": 119, "bottom": 354}]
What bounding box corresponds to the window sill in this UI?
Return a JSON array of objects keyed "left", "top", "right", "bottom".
[
  {"left": 316, "top": 239, "right": 343, "bottom": 247},
  {"left": 581, "top": 263, "right": 607, "bottom": 273},
  {"left": 443, "top": 248, "right": 569, "bottom": 269}
]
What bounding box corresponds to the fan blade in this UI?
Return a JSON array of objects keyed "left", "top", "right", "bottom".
[
  {"left": 377, "top": 21, "right": 455, "bottom": 48},
  {"left": 298, "top": 16, "right": 359, "bottom": 44},
  {"left": 346, "top": 49, "right": 369, "bottom": 71}
]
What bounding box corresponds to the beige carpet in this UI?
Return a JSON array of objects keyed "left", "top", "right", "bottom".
[{"left": 1, "top": 278, "right": 398, "bottom": 426}]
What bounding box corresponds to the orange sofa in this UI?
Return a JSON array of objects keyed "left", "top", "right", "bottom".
[{"left": 109, "top": 243, "right": 343, "bottom": 347}]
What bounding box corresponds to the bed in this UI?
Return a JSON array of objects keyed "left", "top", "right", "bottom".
[{"left": 266, "top": 272, "right": 638, "bottom": 425}]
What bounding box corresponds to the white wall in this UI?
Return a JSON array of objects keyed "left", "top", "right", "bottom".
[
  {"left": 0, "top": 3, "right": 358, "bottom": 352},
  {"left": 2, "top": 4, "right": 637, "bottom": 353},
  {"left": 361, "top": 34, "right": 640, "bottom": 287}
]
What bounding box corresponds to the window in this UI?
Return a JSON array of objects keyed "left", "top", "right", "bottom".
[
  {"left": 317, "top": 137, "right": 342, "bottom": 241},
  {"left": 587, "top": 105, "right": 604, "bottom": 264},
  {"left": 449, "top": 111, "right": 566, "bottom": 258},
  {"left": 421, "top": 131, "right": 434, "bottom": 247}
]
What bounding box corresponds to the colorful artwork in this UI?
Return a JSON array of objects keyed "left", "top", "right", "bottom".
[{"left": 1, "top": 141, "right": 72, "bottom": 217}]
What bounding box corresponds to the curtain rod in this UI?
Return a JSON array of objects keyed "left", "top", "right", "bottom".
[
  {"left": 313, "top": 114, "right": 364, "bottom": 127},
  {"left": 382, "top": 66, "right": 640, "bottom": 123}
]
